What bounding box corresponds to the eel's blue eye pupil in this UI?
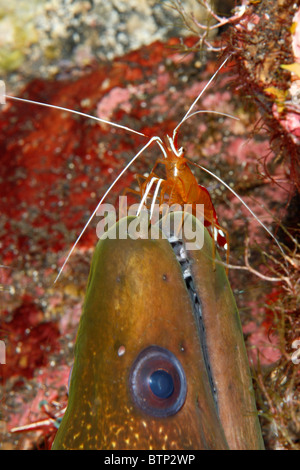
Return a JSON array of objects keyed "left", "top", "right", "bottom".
[{"left": 149, "top": 370, "right": 174, "bottom": 399}]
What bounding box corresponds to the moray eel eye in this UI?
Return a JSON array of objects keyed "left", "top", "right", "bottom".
[
  {"left": 149, "top": 370, "right": 174, "bottom": 399},
  {"left": 129, "top": 346, "right": 187, "bottom": 418}
]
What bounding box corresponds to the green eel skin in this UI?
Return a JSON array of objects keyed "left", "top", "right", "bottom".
[{"left": 52, "top": 214, "right": 264, "bottom": 450}]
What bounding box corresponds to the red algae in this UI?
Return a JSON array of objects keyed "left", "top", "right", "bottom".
[{"left": 1, "top": 295, "right": 60, "bottom": 380}]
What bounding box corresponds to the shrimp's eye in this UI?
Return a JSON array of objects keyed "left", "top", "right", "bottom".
[{"left": 129, "top": 346, "right": 187, "bottom": 417}]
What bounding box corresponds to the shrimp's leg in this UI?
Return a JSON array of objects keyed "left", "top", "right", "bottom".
[
  {"left": 119, "top": 186, "right": 141, "bottom": 218},
  {"left": 210, "top": 220, "right": 230, "bottom": 275},
  {"left": 215, "top": 223, "right": 230, "bottom": 275},
  {"left": 154, "top": 179, "right": 186, "bottom": 240},
  {"left": 120, "top": 171, "right": 160, "bottom": 215},
  {"left": 149, "top": 178, "right": 163, "bottom": 219},
  {"left": 136, "top": 176, "right": 159, "bottom": 216}
]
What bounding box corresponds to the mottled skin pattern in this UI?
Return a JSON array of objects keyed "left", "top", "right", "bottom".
[{"left": 52, "top": 216, "right": 263, "bottom": 450}]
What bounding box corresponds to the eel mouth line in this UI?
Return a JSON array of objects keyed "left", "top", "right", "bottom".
[{"left": 168, "top": 234, "right": 219, "bottom": 414}]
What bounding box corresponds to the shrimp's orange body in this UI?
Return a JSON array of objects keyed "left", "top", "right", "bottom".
[{"left": 137, "top": 134, "right": 228, "bottom": 258}]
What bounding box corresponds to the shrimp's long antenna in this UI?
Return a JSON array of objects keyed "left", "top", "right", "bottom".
[
  {"left": 184, "top": 109, "right": 239, "bottom": 123},
  {"left": 54, "top": 136, "right": 163, "bottom": 283},
  {"left": 172, "top": 55, "right": 231, "bottom": 142},
  {"left": 5, "top": 95, "right": 146, "bottom": 138},
  {"left": 188, "top": 159, "right": 287, "bottom": 260}
]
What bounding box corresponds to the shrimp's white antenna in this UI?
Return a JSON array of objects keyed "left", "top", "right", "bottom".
[
  {"left": 172, "top": 55, "right": 231, "bottom": 142},
  {"left": 184, "top": 109, "right": 240, "bottom": 123},
  {"left": 5, "top": 95, "right": 146, "bottom": 138},
  {"left": 54, "top": 136, "right": 164, "bottom": 283},
  {"left": 189, "top": 160, "right": 286, "bottom": 260}
]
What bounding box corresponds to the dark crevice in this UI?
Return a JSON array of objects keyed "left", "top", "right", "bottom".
[{"left": 168, "top": 236, "right": 219, "bottom": 414}]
